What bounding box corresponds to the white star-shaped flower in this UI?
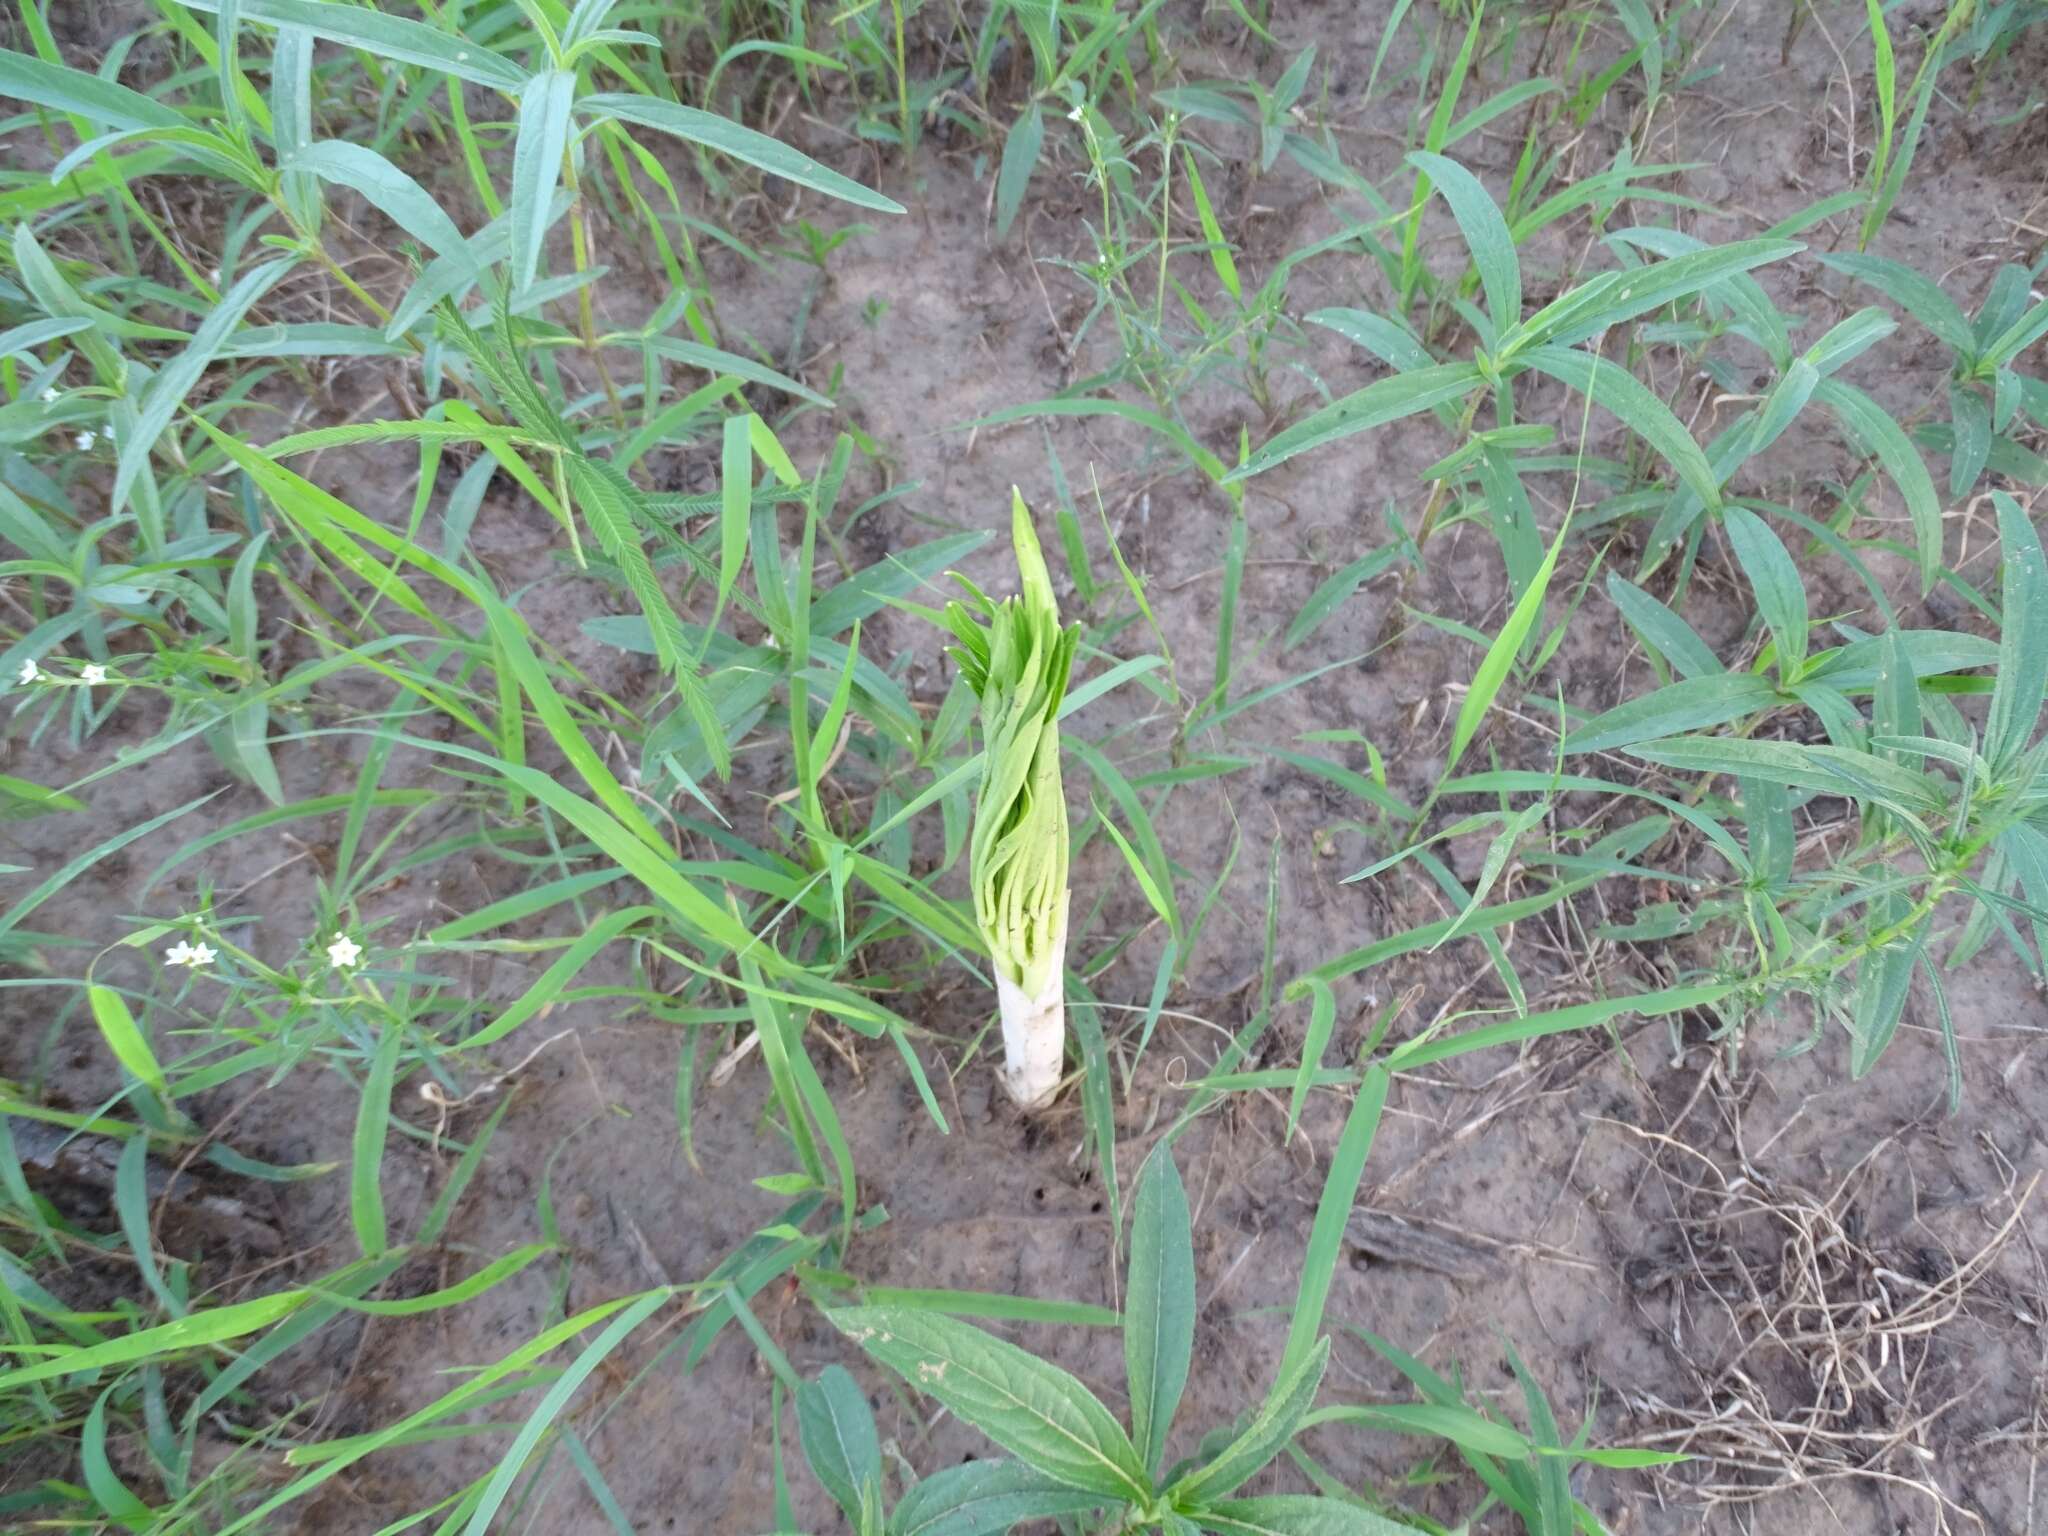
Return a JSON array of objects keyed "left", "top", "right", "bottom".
[
  {"left": 165, "top": 940, "right": 217, "bottom": 968},
  {"left": 326, "top": 933, "right": 363, "bottom": 968},
  {"left": 16, "top": 658, "right": 38, "bottom": 685},
  {"left": 75, "top": 431, "right": 96, "bottom": 452},
  {"left": 40, "top": 387, "right": 58, "bottom": 403},
  {"left": 80, "top": 664, "right": 107, "bottom": 685}
]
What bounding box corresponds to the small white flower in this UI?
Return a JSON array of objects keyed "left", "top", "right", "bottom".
[
  {"left": 16, "top": 658, "right": 38, "bottom": 685},
  {"left": 74, "top": 431, "right": 96, "bottom": 452},
  {"left": 80, "top": 664, "right": 107, "bottom": 685},
  {"left": 102, "top": 422, "right": 115, "bottom": 444},
  {"left": 165, "top": 940, "right": 217, "bottom": 968},
  {"left": 327, "top": 933, "right": 363, "bottom": 968},
  {"left": 40, "top": 387, "right": 58, "bottom": 403}
]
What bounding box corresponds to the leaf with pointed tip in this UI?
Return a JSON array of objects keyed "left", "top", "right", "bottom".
[
  {"left": 1199, "top": 1498, "right": 1417, "bottom": 1536},
  {"left": 831, "top": 1307, "right": 1148, "bottom": 1502},
  {"left": 509, "top": 70, "right": 577, "bottom": 293},
  {"left": 1126, "top": 1150, "right": 1195, "bottom": 1476},
  {"left": 580, "top": 93, "right": 903, "bottom": 213},
  {"left": 1407, "top": 150, "right": 1519, "bottom": 331},
  {"left": 1227, "top": 364, "right": 1486, "bottom": 482},
  {"left": 796, "top": 1366, "right": 881, "bottom": 1527},
  {"left": 1169, "top": 1337, "right": 1330, "bottom": 1506},
  {"left": 888, "top": 1460, "right": 1104, "bottom": 1536}
]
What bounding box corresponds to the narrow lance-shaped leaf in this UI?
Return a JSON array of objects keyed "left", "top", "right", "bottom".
[
  {"left": 1228, "top": 363, "right": 1486, "bottom": 482},
  {"left": 829, "top": 1306, "right": 1150, "bottom": 1502},
  {"left": 1813, "top": 377, "right": 1942, "bottom": 592},
  {"left": 1445, "top": 516, "right": 1570, "bottom": 781},
  {"left": 1408, "top": 149, "right": 1519, "bottom": 332},
  {"left": 1985, "top": 491, "right": 2048, "bottom": 773},
  {"left": 1720, "top": 505, "right": 1808, "bottom": 679},
  {"left": 169, "top": 0, "right": 526, "bottom": 89},
  {"left": 115, "top": 257, "right": 295, "bottom": 513},
  {"left": 508, "top": 69, "right": 577, "bottom": 292},
  {"left": 1126, "top": 1149, "right": 1195, "bottom": 1475},
  {"left": 795, "top": 1365, "right": 881, "bottom": 1526},
  {"left": 579, "top": 93, "right": 904, "bottom": 213}
]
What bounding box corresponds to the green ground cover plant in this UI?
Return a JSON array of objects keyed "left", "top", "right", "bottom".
[{"left": 1, "top": 0, "right": 2044, "bottom": 1531}]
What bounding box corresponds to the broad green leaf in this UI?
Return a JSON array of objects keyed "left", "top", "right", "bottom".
[
  {"left": 1200, "top": 1496, "right": 1416, "bottom": 1536},
  {"left": 796, "top": 1365, "right": 882, "bottom": 1527},
  {"left": 1720, "top": 506, "right": 1808, "bottom": 677},
  {"left": 580, "top": 94, "right": 904, "bottom": 213},
  {"left": 1985, "top": 492, "right": 2048, "bottom": 772},
  {"left": 1169, "top": 1336, "right": 1329, "bottom": 1505},
  {"left": 1813, "top": 377, "right": 1942, "bottom": 591},
  {"left": 1527, "top": 238, "right": 1803, "bottom": 351},
  {"left": 888, "top": 1460, "right": 1104, "bottom": 1536},
  {"left": 1817, "top": 250, "right": 1975, "bottom": 356},
  {"left": 1227, "top": 364, "right": 1486, "bottom": 482},
  {"left": 1409, "top": 150, "right": 1519, "bottom": 330},
  {"left": 1750, "top": 358, "right": 1818, "bottom": 456},
  {"left": 88, "top": 986, "right": 168, "bottom": 1104},
  {"left": 350, "top": 1022, "right": 402, "bottom": 1258},
  {"left": 995, "top": 101, "right": 1044, "bottom": 239},
  {"left": 1626, "top": 735, "right": 1939, "bottom": 810},
  {"left": 1981, "top": 298, "right": 2048, "bottom": 370},
  {"left": 288, "top": 141, "right": 468, "bottom": 257},
  {"left": 1520, "top": 345, "right": 1720, "bottom": 512},
  {"left": 1606, "top": 573, "right": 1721, "bottom": 679},
  {"left": 115, "top": 257, "right": 294, "bottom": 512},
  {"left": 1184, "top": 146, "right": 1241, "bottom": 303},
  {"left": 1309, "top": 308, "right": 1433, "bottom": 374},
  {"left": 831, "top": 1306, "right": 1149, "bottom": 1501},
  {"left": 1741, "top": 775, "right": 1795, "bottom": 891},
  {"left": 1851, "top": 906, "right": 1927, "bottom": 1078},
  {"left": 1947, "top": 383, "right": 1990, "bottom": 496},
  {"left": 1126, "top": 1150, "right": 1195, "bottom": 1476},
  {"left": 1805, "top": 306, "right": 1897, "bottom": 376},
  {"left": 509, "top": 69, "right": 576, "bottom": 292},
  {"left": 0, "top": 46, "right": 184, "bottom": 129},
  {"left": 170, "top": 0, "right": 525, "bottom": 89}
]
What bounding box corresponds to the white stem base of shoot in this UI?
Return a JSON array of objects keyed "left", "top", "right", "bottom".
[{"left": 996, "top": 966, "right": 1066, "bottom": 1110}]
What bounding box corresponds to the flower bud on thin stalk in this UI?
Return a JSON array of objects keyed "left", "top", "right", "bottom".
[{"left": 941, "top": 491, "right": 1080, "bottom": 1109}]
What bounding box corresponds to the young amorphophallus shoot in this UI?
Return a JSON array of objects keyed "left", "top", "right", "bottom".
[{"left": 941, "top": 490, "right": 1081, "bottom": 1109}]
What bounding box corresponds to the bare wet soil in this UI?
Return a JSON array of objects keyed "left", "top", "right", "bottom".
[{"left": 5, "top": 4, "right": 2048, "bottom": 1533}]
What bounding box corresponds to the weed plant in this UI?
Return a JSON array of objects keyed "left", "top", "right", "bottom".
[{"left": 0, "top": 1, "right": 2043, "bottom": 1532}]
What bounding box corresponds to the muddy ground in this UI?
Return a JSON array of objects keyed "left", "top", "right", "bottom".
[{"left": 5, "top": 3, "right": 2047, "bottom": 1533}]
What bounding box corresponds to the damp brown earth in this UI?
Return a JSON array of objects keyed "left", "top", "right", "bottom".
[{"left": 3, "top": 4, "right": 2046, "bottom": 1534}]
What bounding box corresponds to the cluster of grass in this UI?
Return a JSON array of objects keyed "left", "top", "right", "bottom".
[{"left": 0, "top": 0, "right": 2042, "bottom": 1532}]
